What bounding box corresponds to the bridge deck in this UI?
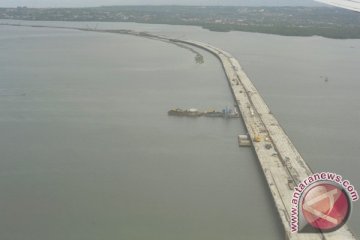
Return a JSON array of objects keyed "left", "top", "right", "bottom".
[{"left": 176, "top": 39, "right": 357, "bottom": 240}]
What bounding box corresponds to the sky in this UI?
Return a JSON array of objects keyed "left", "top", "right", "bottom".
[{"left": 0, "top": 0, "right": 324, "bottom": 8}]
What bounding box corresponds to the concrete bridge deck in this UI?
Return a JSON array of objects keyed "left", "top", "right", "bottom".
[{"left": 174, "top": 39, "right": 357, "bottom": 240}]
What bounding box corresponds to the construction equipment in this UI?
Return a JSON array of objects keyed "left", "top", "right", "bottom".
[{"left": 254, "top": 135, "right": 262, "bottom": 142}]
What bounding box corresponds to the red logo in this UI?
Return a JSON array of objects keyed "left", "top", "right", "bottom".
[{"left": 301, "top": 183, "right": 350, "bottom": 231}]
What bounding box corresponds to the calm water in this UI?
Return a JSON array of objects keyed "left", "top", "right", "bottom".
[{"left": 0, "top": 21, "right": 359, "bottom": 239}]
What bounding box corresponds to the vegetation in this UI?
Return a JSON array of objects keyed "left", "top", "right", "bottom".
[{"left": 1, "top": 6, "right": 360, "bottom": 39}]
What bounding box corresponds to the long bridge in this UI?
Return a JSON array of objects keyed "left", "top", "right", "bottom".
[
  {"left": 133, "top": 30, "right": 357, "bottom": 239},
  {"left": 2, "top": 23, "right": 357, "bottom": 239},
  {"left": 172, "top": 39, "right": 357, "bottom": 240}
]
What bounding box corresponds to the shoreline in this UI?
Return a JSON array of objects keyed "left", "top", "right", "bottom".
[
  {"left": 1, "top": 6, "right": 360, "bottom": 39},
  {"left": 1, "top": 19, "right": 359, "bottom": 40}
]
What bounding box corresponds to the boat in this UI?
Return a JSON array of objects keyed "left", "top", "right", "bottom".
[
  {"left": 223, "top": 107, "right": 240, "bottom": 118},
  {"left": 168, "top": 107, "right": 239, "bottom": 118},
  {"left": 204, "top": 110, "right": 224, "bottom": 117},
  {"left": 168, "top": 108, "right": 203, "bottom": 117},
  {"left": 168, "top": 108, "right": 186, "bottom": 116},
  {"left": 187, "top": 108, "right": 203, "bottom": 117}
]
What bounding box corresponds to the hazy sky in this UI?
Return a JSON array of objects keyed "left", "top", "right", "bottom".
[{"left": 0, "top": 0, "right": 324, "bottom": 8}]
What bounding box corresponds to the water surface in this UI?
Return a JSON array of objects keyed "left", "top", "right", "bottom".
[{"left": 0, "top": 21, "right": 359, "bottom": 239}]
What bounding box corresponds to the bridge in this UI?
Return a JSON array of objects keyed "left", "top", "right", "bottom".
[
  {"left": 2, "top": 23, "right": 357, "bottom": 239},
  {"left": 171, "top": 39, "right": 357, "bottom": 240}
]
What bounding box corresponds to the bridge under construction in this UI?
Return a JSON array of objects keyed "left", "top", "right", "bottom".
[{"left": 2, "top": 23, "right": 357, "bottom": 240}]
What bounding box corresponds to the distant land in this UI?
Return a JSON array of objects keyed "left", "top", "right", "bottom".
[
  {"left": 0, "top": 0, "right": 324, "bottom": 8},
  {"left": 1, "top": 6, "right": 360, "bottom": 39}
]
